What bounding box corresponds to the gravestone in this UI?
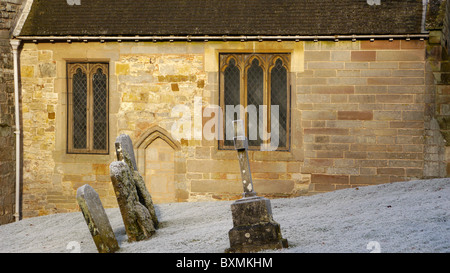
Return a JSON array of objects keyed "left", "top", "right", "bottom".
[
  {"left": 110, "top": 161, "right": 156, "bottom": 242},
  {"left": 115, "top": 134, "right": 159, "bottom": 228},
  {"left": 226, "top": 120, "right": 288, "bottom": 253},
  {"left": 115, "top": 134, "right": 138, "bottom": 171},
  {"left": 76, "top": 184, "right": 119, "bottom": 253}
]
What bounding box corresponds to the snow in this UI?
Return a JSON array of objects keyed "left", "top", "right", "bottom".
[{"left": 0, "top": 178, "right": 449, "bottom": 253}]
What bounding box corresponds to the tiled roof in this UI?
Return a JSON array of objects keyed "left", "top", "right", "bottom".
[{"left": 19, "top": 0, "right": 425, "bottom": 37}]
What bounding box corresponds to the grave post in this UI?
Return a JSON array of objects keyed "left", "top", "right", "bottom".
[{"left": 226, "top": 120, "right": 288, "bottom": 253}]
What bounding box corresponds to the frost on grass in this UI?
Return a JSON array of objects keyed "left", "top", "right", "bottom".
[{"left": 0, "top": 178, "right": 449, "bottom": 253}]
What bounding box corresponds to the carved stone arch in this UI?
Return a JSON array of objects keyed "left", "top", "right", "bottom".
[
  {"left": 268, "top": 55, "right": 290, "bottom": 72},
  {"left": 135, "top": 125, "right": 186, "bottom": 203},
  {"left": 220, "top": 54, "right": 242, "bottom": 73},
  {"left": 68, "top": 63, "right": 87, "bottom": 76},
  {"left": 135, "top": 125, "right": 181, "bottom": 152}
]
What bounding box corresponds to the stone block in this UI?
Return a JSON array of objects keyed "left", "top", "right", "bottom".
[
  {"left": 313, "top": 183, "right": 335, "bottom": 192},
  {"left": 39, "top": 63, "right": 56, "bottom": 78},
  {"left": 304, "top": 51, "right": 330, "bottom": 61},
  {"left": 331, "top": 51, "right": 351, "bottom": 61},
  {"left": 76, "top": 184, "right": 119, "bottom": 253},
  {"left": 400, "top": 40, "right": 425, "bottom": 49},
  {"left": 115, "top": 63, "right": 130, "bottom": 75},
  {"left": 20, "top": 65, "right": 34, "bottom": 78},
  {"left": 313, "top": 85, "right": 354, "bottom": 94},
  {"left": 302, "top": 110, "right": 337, "bottom": 120},
  {"left": 226, "top": 196, "right": 287, "bottom": 253},
  {"left": 310, "top": 174, "right": 349, "bottom": 184},
  {"left": 338, "top": 111, "right": 373, "bottom": 120},
  {"left": 307, "top": 62, "right": 345, "bottom": 69},
  {"left": 373, "top": 110, "right": 402, "bottom": 121},
  {"left": 376, "top": 95, "right": 414, "bottom": 103},
  {"left": 361, "top": 69, "right": 392, "bottom": 77},
  {"left": 377, "top": 167, "right": 405, "bottom": 176},
  {"left": 252, "top": 179, "right": 295, "bottom": 194},
  {"left": 351, "top": 51, "right": 376, "bottom": 62},
  {"left": 350, "top": 175, "right": 389, "bottom": 185},
  {"left": 368, "top": 77, "right": 401, "bottom": 85},
  {"left": 190, "top": 179, "right": 242, "bottom": 193},
  {"left": 376, "top": 51, "right": 424, "bottom": 61},
  {"left": 360, "top": 40, "right": 400, "bottom": 50},
  {"left": 304, "top": 128, "right": 349, "bottom": 135}
]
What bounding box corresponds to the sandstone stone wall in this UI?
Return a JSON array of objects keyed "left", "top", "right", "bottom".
[
  {"left": 18, "top": 39, "right": 444, "bottom": 218},
  {"left": 0, "top": 0, "right": 22, "bottom": 225},
  {"left": 301, "top": 39, "right": 438, "bottom": 192}
]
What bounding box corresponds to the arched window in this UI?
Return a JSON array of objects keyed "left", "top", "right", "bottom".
[
  {"left": 92, "top": 68, "right": 108, "bottom": 151},
  {"left": 223, "top": 58, "right": 241, "bottom": 147},
  {"left": 247, "top": 58, "right": 264, "bottom": 147},
  {"left": 270, "top": 58, "right": 288, "bottom": 149},
  {"left": 72, "top": 67, "right": 88, "bottom": 149},
  {"left": 219, "top": 53, "right": 290, "bottom": 151},
  {"left": 67, "top": 63, "right": 109, "bottom": 154}
]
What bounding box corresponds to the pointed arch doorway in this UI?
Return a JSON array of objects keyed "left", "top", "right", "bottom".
[{"left": 135, "top": 126, "right": 184, "bottom": 203}]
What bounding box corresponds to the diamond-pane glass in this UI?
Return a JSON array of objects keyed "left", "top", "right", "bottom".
[
  {"left": 247, "top": 58, "right": 263, "bottom": 147},
  {"left": 92, "top": 68, "right": 107, "bottom": 150},
  {"left": 224, "top": 58, "right": 240, "bottom": 146},
  {"left": 270, "top": 59, "right": 287, "bottom": 148},
  {"left": 72, "top": 68, "right": 87, "bottom": 149}
]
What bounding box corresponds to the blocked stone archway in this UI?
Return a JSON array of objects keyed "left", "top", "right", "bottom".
[{"left": 135, "top": 126, "right": 186, "bottom": 203}]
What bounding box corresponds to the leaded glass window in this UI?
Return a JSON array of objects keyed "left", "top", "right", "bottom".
[
  {"left": 247, "top": 58, "right": 264, "bottom": 147},
  {"left": 219, "top": 53, "right": 290, "bottom": 151},
  {"left": 72, "top": 68, "right": 87, "bottom": 149},
  {"left": 224, "top": 58, "right": 241, "bottom": 147},
  {"left": 270, "top": 58, "right": 288, "bottom": 149},
  {"left": 67, "top": 63, "right": 109, "bottom": 154}
]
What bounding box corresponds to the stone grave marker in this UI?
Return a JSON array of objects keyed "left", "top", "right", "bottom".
[
  {"left": 115, "top": 133, "right": 138, "bottom": 171},
  {"left": 110, "top": 160, "right": 156, "bottom": 242},
  {"left": 226, "top": 120, "right": 288, "bottom": 253},
  {"left": 114, "top": 133, "right": 159, "bottom": 228},
  {"left": 76, "top": 184, "right": 119, "bottom": 253}
]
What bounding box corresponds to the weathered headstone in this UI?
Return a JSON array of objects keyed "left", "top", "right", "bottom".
[
  {"left": 110, "top": 161, "right": 155, "bottom": 242},
  {"left": 114, "top": 134, "right": 159, "bottom": 228},
  {"left": 226, "top": 120, "right": 288, "bottom": 253},
  {"left": 76, "top": 184, "right": 119, "bottom": 253},
  {"left": 115, "top": 134, "right": 138, "bottom": 171}
]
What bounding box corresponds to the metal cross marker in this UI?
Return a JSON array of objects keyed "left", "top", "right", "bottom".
[{"left": 233, "top": 120, "right": 257, "bottom": 198}]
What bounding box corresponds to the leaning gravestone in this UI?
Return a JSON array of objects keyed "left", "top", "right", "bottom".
[
  {"left": 76, "top": 184, "right": 119, "bottom": 253},
  {"left": 110, "top": 134, "right": 159, "bottom": 242},
  {"left": 110, "top": 161, "right": 155, "bottom": 242},
  {"left": 114, "top": 134, "right": 158, "bottom": 228},
  {"left": 115, "top": 134, "right": 138, "bottom": 170}
]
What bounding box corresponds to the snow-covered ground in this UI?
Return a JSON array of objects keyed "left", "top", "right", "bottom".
[{"left": 0, "top": 178, "right": 449, "bottom": 253}]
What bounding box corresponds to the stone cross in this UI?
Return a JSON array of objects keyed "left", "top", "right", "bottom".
[
  {"left": 233, "top": 120, "right": 257, "bottom": 198},
  {"left": 226, "top": 120, "right": 288, "bottom": 253},
  {"left": 76, "top": 184, "right": 119, "bottom": 253}
]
